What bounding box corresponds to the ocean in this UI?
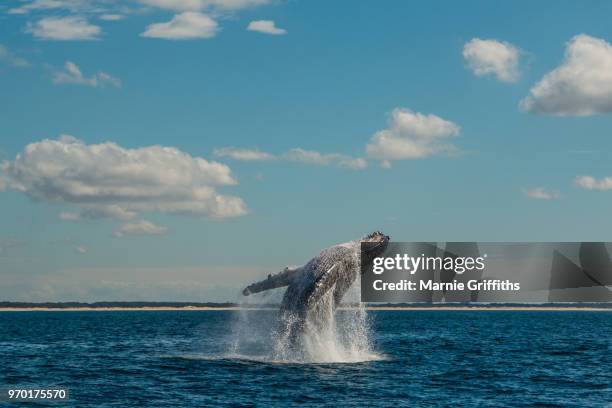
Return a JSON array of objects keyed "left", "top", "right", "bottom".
[{"left": 1, "top": 310, "right": 611, "bottom": 407}]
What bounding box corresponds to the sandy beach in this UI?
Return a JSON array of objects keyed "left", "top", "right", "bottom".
[
  {"left": 1, "top": 306, "right": 611, "bottom": 312},
  {"left": 0, "top": 306, "right": 243, "bottom": 312}
]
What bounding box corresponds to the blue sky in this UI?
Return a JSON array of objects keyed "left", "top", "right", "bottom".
[{"left": 2, "top": 0, "right": 612, "bottom": 301}]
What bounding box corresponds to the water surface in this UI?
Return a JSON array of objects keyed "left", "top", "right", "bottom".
[{"left": 1, "top": 310, "right": 611, "bottom": 407}]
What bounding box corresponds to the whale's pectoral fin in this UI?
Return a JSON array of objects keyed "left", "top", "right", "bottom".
[
  {"left": 303, "top": 264, "right": 340, "bottom": 309},
  {"left": 242, "top": 266, "right": 303, "bottom": 296}
]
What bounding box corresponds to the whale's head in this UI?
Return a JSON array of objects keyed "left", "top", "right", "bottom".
[{"left": 359, "top": 231, "right": 389, "bottom": 270}]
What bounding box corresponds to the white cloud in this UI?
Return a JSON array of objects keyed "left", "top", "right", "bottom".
[
  {"left": 9, "top": 0, "right": 81, "bottom": 14},
  {"left": 463, "top": 38, "right": 520, "bottom": 82},
  {"left": 139, "top": 0, "right": 269, "bottom": 11},
  {"left": 140, "top": 12, "right": 219, "bottom": 39},
  {"left": 524, "top": 187, "right": 559, "bottom": 200},
  {"left": 366, "top": 108, "right": 460, "bottom": 164},
  {"left": 574, "top": 175, "right": 612, "bottom": 191},
  {"left": 247, "top": 20, "right": 286, "bottom": 35},
  {"left": 1, "top": 135, "right": 248, "bottom": 221},
  {"left": 8, "top": 1, "right": 134, "bottom": 22},
  {"left": 53, "top": 61, "right": 121, "bottom": 88},
  {"left": 8, "top": 0, "right": 110, "bottom": 14},
  {"left": 0, "top": 44, "right": 31, "bottom": 68},
  {"left": 74, "top": 245, "right": 88, "bottom": 254},
  {"left": 336, "top": 157, "right": 368, "bottom": 170},
  {"left": 113, "top": 220, "right": 167, "bottom": 238},
  {"left": 213, "top": 147, "right": 275, "bottom": 161},
  {"left": 59, "top": 205, "right": 136, "bottom": 221},
  {"left": 282, "top": 148, "right": 331, "bottom": 165},
  {"left": 214, "top": 147, "right": 367, "bottom": 170},
  {"left": 283, "top": 148, "right": 367, "bottom": 169},
  {"left": 520, "top": 35, "right": 612, "bottom": 116},
  {"left": 26, "top": 16, "right": 101, "bottom": 40},
  {"left": 99, "top": 14, "right": 125, "bottom": 21}
]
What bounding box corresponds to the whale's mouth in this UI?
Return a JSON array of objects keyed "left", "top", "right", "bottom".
[
  {"left": 361, "top": 232, "right": 390, "bottom": 270},
  {"left": 367, "top": 237, "right": 388, "bottom": 250},
  {"left": 365, "top": 232, "right": 389, "bottom": 248},
  {"left": 363, "top": 231, "right": 390, "bottom": 248}
]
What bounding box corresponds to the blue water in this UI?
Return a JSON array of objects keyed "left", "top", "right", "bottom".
[{"left": 1, "top": 310, "right": 611, "bottom": 407}]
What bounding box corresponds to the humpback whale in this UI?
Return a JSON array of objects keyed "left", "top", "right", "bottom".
[{"left": 242, "top": 231, "right": 389, "bottom": 342}]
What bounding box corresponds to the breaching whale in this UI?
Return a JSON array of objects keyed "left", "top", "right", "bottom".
[{"left": 242, "top": 231, "right": 389, "bottom": 342}]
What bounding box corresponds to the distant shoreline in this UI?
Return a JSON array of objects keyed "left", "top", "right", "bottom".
[
  {"left": 1, "top": 305, "right": 611, "bottom": 312},
  {"left": 0, "top": 306, "right": 245, "bottom": 312}
]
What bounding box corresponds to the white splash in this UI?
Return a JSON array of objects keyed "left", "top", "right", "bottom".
[{"left": 229, "top": 283, "right": 382, "bottom": 364}]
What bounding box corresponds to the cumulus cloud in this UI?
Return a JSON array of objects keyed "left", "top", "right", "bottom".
[
  {"left": 140, "top": 12, "right": 219, "bottom": 39},
  {"left": 463, "top": 38, "right": 521, "bottom": 82},
  {"left": 53, "top": 61, "right": 121, "bottom": 88},
  {"left": 366, "top": 108, "right": 460, "bottom": 165},
  {"left": 214, "top": 147, "right": 367, "bottom": 170},
  {"left": 139, "top": 0, "right": 269, "bottom": 11},
  {"left": 523, "top": 187, "right": 560, "bottom": 200},
  {"left": 1, "top": 135, "right": 248, "bottom": 222},
  {"left": 113, "top": 220, "right": 167, "bottom": 238},
  {"left": 247, "top": 20, "right": 286, "bottom": 35},
  {"left": 26, "top": 16, "right": 101, "bottom": 40},
  {"left": 520, "top": 35, "right": 612, "bottom": 116},
  {"left": 0, "top": 44, "right": 31, "bottom": 68},
  {"left": 213, "top": 147, "right": 275, "bottom": 161},
  {"left": 574, "top": 175, "right": 612, "bottom": 191}
]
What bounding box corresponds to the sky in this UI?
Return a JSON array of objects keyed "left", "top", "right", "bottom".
[{"left": 2, "top": 0, "right": 612, "bottom": 302}]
